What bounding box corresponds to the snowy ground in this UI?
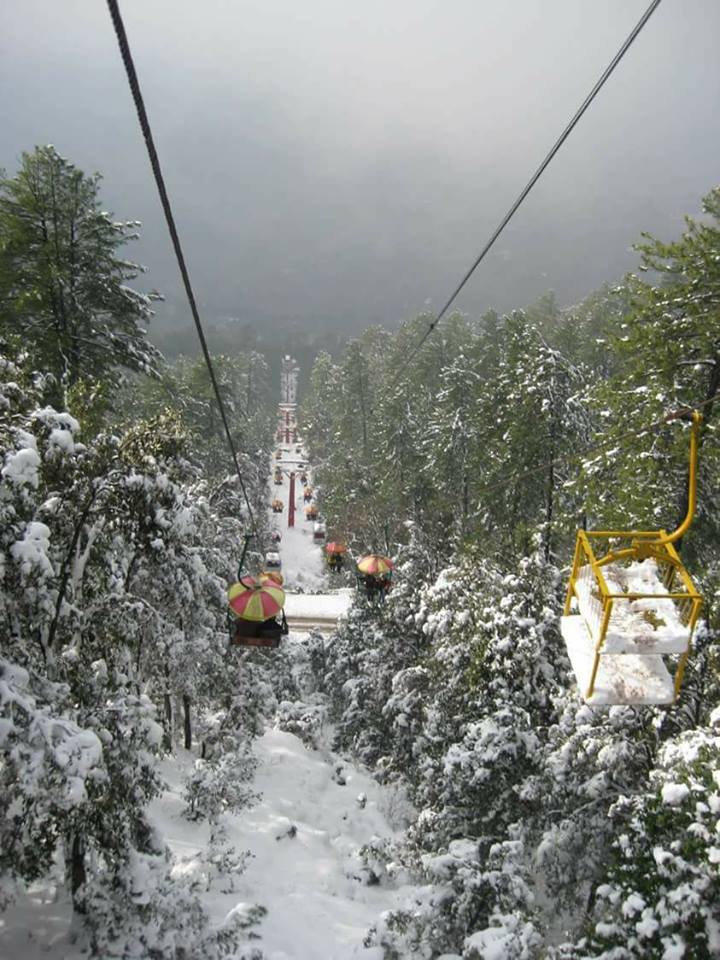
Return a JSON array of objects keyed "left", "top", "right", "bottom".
[
  {"left": 153, "top": 721, "right": 411, "bottom": 960},
  {"left": 0, "top": 695, "right": 409, "bottom": 960},
  {"left": 0, "top": 882, "right": 78, "bottom": 960},
  {"left": 284, "top": 591, "right": 352, "bottom": 621}
]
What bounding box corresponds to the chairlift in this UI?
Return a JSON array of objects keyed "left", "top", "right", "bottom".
[
  {"left": 228, "top": 539, "right": 289, "bottom": 648},
  {"left": 562, "top": 410, "right": 704, "bottom": 706},
  {"left": 356, "top": 554, "right": 394, "bottom": 602},
  {"left": 325, "top": 541, "right": 347, "bottom": 573}
]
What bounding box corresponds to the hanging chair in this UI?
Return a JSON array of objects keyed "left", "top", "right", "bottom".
[
  {"left": 562, "top": 410, "right": 703, "bottom": 706},
  {"left": 356, "top": 554, "right": 394, "bottom": 602},
  {"left": 228, "top": 579, "right": 287, "bottom": 648}
]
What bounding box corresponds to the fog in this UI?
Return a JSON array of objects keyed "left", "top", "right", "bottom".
[{"left": 2, "top": 0, "right": 719, "bottom": 340}]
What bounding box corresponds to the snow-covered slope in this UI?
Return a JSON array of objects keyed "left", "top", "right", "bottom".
[{"left": 152, "top": 721, "right": 410, "bottom": 960}]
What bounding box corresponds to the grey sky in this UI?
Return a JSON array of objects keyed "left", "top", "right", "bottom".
[{"left": 2, "top": 0, "right": 719, "bottom": 338}]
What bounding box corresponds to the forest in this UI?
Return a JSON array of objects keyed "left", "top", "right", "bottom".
[
  {"left": 1, "top": 143, "right": 719, "bottom": 958},
  {"left": 297, "top": 188, "right": 720, "bottom": 956}
]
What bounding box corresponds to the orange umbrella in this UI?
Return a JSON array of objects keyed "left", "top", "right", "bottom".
[
  {"left": 260, "top": 570, "right": 284, "bottom": 586},
  {"left": 325, "top": 542, "right": 347, "bottom": 554}
]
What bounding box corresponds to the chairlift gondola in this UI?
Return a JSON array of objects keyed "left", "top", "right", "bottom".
[
  {"left": 325, "top": 541, "right": 347, "bottom": 573},
  {"left": 562, "top": 410, "right": 703, "bottom": 706},
  {"left": 228, "top": 545, "right": 289, "bottom": 648},
  {"left": 356, "top": 554, "right": 394, "bottom": 602}
]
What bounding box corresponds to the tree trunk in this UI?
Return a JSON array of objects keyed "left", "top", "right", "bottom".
[
  {"left": 544, "top": 415, "right": 557, "bottom": 562},
  {"left": 673, "top": 357, "right": 719, "bottom": 552},
  {"left": 183, "top": 695, "right": 192, "bottom": 750},
  {"left": 358, "top": 368, "right": 368, "bottom": 455},
  {"left": 69, "top": 833, "right": 86, "bottom": 914},
  {"left": 163, "top": 692, "right": 173, "bottom": 751},
  {"left": 48, "top": 488, "right": 99, "bottom": 651},
  {"left": 544, "top": 457, "right": 555, "bottom": 562}
]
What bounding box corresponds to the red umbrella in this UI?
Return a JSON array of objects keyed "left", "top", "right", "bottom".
[{"left": 325, "top": 542, "right": 348, "bottom": 554}]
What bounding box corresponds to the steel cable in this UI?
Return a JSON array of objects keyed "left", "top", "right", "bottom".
[
  {"left": 106, "top": 0, "right": 258, "bottom": 534},
  {"left": 396, "top": 0, "right": 663, "bottom": 380}
]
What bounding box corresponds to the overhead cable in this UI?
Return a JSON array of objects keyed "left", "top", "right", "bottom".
[
  {"left": 396, "top": 0, "right": 664, "bottom": 379},
  {"left": 105, "top": 0, "right": 258, "bottom": 533}
]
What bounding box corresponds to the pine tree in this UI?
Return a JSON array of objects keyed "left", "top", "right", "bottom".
[{"left": 0, "top": 146, "right": 161, "bottom": 406}]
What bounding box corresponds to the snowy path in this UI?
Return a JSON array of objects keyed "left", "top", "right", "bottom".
[
  {"left": 270, "top": 442, "right": 352, "bottom": 630},
  {"left": 0, "top": 627, "right": 407, "bottom": 960},
  {"left": 154, "top": 706, "right": 409, "bottom": 959},
  {"left": 283, "top": 591, "right": 353, "bottom": 633},
  {"left": 270, "top": 443, "right": 325, "bottom": 592}
]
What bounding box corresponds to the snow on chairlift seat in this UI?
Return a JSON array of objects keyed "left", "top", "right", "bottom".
[
  {"left": 562, "top": 411, "right": 704, "bottom": 707},
  {"left": 573, "top": 559, "right": 691, "bottom": 655},
  {"left": 562, "top": 536, "right": 700, "bottom": 706},
  {"left": 561, "top": 614, "right": 675, "bottom": 706}
]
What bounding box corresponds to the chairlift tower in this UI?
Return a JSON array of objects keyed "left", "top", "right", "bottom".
[{"left": 280, "top": 355, "right": 300, "bottom": 405}]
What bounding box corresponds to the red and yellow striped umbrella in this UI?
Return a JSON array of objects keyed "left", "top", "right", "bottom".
[
  {"left": 325, "top": 542, "right": 347, "bottom": 554},
  {"left": 357, "top": 554, "right": 394, "bottom": 576},
  {"left": 227, "top": 577, "right": 258, "bottom": 611},
  {"left": 260, "top": 570, "right": 284, "bottom": 586},
  {"left": 228, "top": 575, "right": 258, "bottom": 595},
  {"left": 228, "top": 581, "right": 285, "bottom": 620}
]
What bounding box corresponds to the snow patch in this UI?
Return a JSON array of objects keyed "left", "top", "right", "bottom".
[{"left": 661, "top": 782, "right": 690, "bottom": 806}]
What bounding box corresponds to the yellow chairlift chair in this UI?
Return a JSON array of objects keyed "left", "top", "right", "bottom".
[{"left": 562, "top": 411, "right": 703, "bottom": 706}]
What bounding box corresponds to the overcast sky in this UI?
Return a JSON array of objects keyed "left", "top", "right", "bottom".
[{"left": 2, "top": 0, "right": 719, "bottom": 338}]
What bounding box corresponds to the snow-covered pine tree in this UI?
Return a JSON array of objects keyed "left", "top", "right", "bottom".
[{"left": 0, "top": 146, "right": 162, "bottom": 409}]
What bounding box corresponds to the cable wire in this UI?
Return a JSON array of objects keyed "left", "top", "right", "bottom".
[
  {"left": 396, "top": 0, "right": 663, "bottom": 379},
  {"left": 105, "top": 0, "right": 258, "bottom": 533}
]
